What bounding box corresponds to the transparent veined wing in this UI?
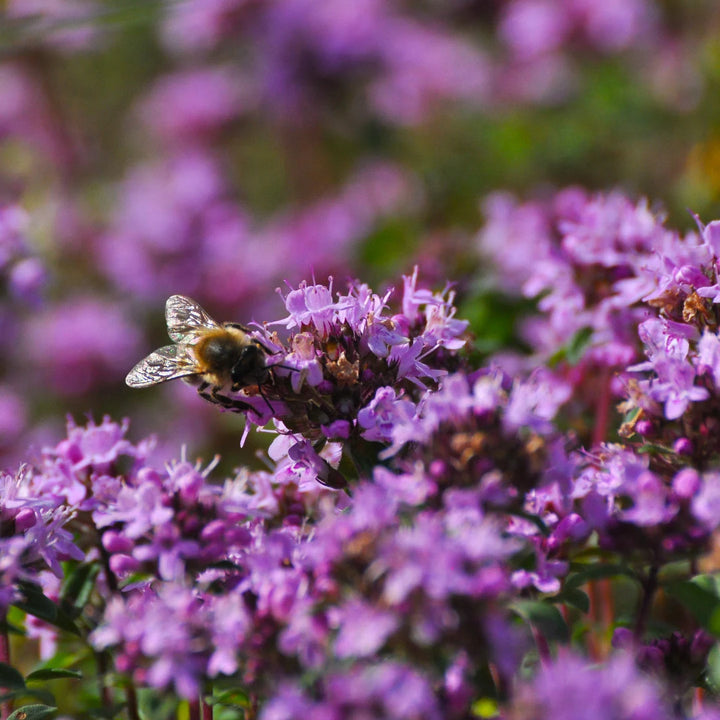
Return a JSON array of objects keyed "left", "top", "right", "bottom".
[
  {"left": 125, "top": 344, "right": 199, "bottom": 387},
  {"left": 165, "top": 295, "right": 221, "bottom": 343}
]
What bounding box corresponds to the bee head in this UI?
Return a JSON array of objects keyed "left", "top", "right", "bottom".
[{"left": 231, "top": 343, "right": 268, "bottom": 388}]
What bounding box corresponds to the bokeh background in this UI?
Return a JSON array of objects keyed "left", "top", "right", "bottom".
[{"left": 2, "top": 0, "right": 720, "bottom": 471}]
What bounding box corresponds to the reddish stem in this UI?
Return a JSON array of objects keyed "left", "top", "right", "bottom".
[
  {"left": 189, "top": 699, "right": 201, "bottom": 720},
  {"left": 531, "top": 625, "right": 552, "bottom": 666},
  {"left": 0, "top": 609, "right": 10, "bottom": 720},
  {"left": 591, "top": 366, "right": 612, "bottom": 448},
  {"left": 202, "top": 699, "right": 213, "bottom": 720}
]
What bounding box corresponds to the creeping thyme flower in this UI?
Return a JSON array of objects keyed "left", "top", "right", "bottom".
[
  {"left": 373, "top": 370, "right": 569, "bottom": 508},
  {"left": 0, "top": 467, "right": 83, "bottom": 610},
  {"left": 262, "top": 661, "right": 443, "bottom": 720},
  {"left": 183, "top": 271, "right": 469, "bottom": 479},
  {"left": 30, "top": 416, "right": 153, "bottom": 510},
  {"left": 91, "top": 583, "right": 251, "bottom": 698},
  {"left": 478, "top": 189, "right": 678, "bottom": 372}
]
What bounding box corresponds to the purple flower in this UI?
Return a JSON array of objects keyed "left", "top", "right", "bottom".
[
  {"left": 207, "top": 593, "right": 251, "bottom": 677},
  {"left": 132, "top": 523, "right": 201, "bottom": 581},
  {"left": 330, "top": 599, "right": 398, "bottom": 658},
  {"left": 0, "top": 202, "right": 47, "bottom": 309},
  {"left": 325, "top": 662, "right": 442, "bottom": 719},
  {"left": 499, "top": 0, "right": 570, "bottom": 61},
  {"left": 358, "top": 386, "right": 416, "bottom": 444},
  {"left": 477, "top": 188, "right": 676, "bottom": 375},
  {"left": 696, "top": 331, "right": 720, "bottom": 387},
  {"left": 5, "top": 0, "right": 100, "bottom": 51},
  {"left": 691, "top": 472, "right": 720, "bottom": 530},
  {"left": 277, "top": 332, "right": 324, "bottom": 391},
  {"left": 93, "top": 474, "right": 173, "bottom": 538},
  {"left": 275, "top": 280, "right": 350, "bottom": 337},
  {"left": 91, "top": 585, "right": 211, "bottom": 698},
  {"left": 639, "top": 356, "right": 709, "bottom": 420},
  {"left": 503, "top": 369, "right": 571, "bottom": 432},
  {"left": 22, "top": 298, "right": 143, "bottom": 395},
  {"left": 255, "top": 0, "right": 488, "bottom": 124},
  {"left": 0, "top": 468, "right": 83, "bottom": 609},
  {"left": 368, "top": 19, "right": 490, "bottom": 124},
  {"left": 8, "top": 257, "right": 46, "bottom": 306},
  {"left": 160, "top": 0, "right": 246, "bottom": 53},
  {"left": 56, "top": 416, "right": 139, "bottom": 472},
  {"left": 635, "top": 318, "right": 697, "bottom": 364},
  {"left": 263, "top": 662, "right": 443, "bottom": 720},
  {"left": 512, "top": 651, "right": 671, "bottom": 720},
  {"left": 0, "top": 387, "right": 27, "bottom": 450},
  {"left": 619, "top": 471, "right": 677, "bottom": 527},
  {"left": 138, "top": 67, "right": 248, "bottom": 145}
]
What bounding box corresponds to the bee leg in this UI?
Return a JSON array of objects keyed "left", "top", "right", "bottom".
[
  {"left": 256, "top": 384, "right": 275, "bottom": 414},
  {"left": 197, "top": 383, "right": 261, "bottom": 416}
]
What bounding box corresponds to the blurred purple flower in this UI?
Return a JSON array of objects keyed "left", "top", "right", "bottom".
[
  {"left": 0, "top": 387, "right": 28, "bottom": 449},
  {"left": 5, "top": 0, "right": 100, "bottom": 51},
  {"left": 138, "top": 67, "right": 250, "bottom": 145},
  {"left": 257, "top": 0, "right": 489, "bottom": 124},
  {"left": 511, "top": 651, "right": 671, "bottom": 720},
  {"left": 263, "top": 662, "right": 443, "bottom": 720},
  {"left": 22, "top": 297, "right": 142, "bottom": 395},
  {"left": 330, "top": 599, "right": 398, "bottom": 658},
  {"left": 160, "top": 0, "right": 251, "bottom": 54},
  {"left": 100, "top": 154, "right": 412, "bottom": 307}
]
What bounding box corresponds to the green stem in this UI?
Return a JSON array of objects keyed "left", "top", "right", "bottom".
[
  {"left": 125, "top": 684, "right": 140, "bottom": 720},
  {"left": 634, "top": 564, "right": 659, "bottom": 641}
]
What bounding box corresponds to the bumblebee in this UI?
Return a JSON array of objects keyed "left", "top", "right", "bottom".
[{"left": 126, "top": 295, "right": 270, "bottom": 409}]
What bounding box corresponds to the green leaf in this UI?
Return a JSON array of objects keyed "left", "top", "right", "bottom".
[
  {"left": 665, "top": 578, "right": 720, "bottom": 631},
  {"left": 691, "top": 574, "right": 720, "bottom": 596},
  {"left": 705, "top": 643, "right": 720, "bottom": 693},
  {"left": 565, "top": 563, "right": 637, "bottom": 591},
  {"left": 60, "top": 563, "right": 99, "bottom": 616},
  {"left": 25, "top": 668, "right": 82, "bottom": 682},
  {"left": 548, "top": 326, "right": 593, "bottom": 367},
  {"left": 550, "top": 587, "right": 590, "bottom": 614},
  {"left": 636, "top": 443, "right": 675, "bottom": 456},
  {"left": 565, "top": 326, "right": 595, "bottom": 365},
  {"left": 0, "top": 663, "right": 26, "bottom": 690},
  {"left": 620, "top": 406, "right": 642, "bottom": 427},
  {"left": 12, "top": 583, "right": 79, "bottom": 636},
  {"left": 85, "top": 702, "right": 126, "bottom": 719},
  {"left": 510, "top": 600, "right": 570, "bottom": 643},
  {"left": 208, "top": 688, "right": 251, "bottom": 707},
  {"left": 7, "top": 704, "right": 57, "bottom": 720},
  {"left": 0, "top": 688, "right": 55, "bottom": 706}
]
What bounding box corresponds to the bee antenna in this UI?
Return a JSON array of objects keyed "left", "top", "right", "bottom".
[{"left": 268, "top": 362, "right": 298, "bottom": 373}]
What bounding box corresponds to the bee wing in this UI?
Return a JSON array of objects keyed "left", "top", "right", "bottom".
[
  {"left": 166, "top": 295, "right": 222, "bottom": 343},
  {"left": 125, "top": 344, "right": 199, "bottom": 388}
]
